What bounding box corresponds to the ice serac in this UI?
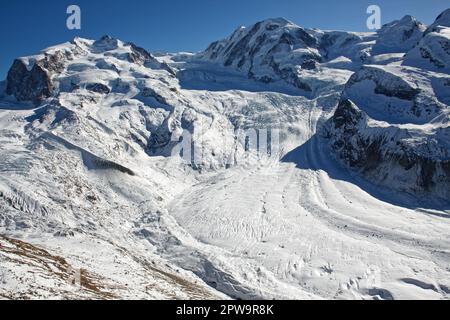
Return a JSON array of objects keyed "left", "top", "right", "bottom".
[{"left": 372, "top": 15, "right": 426, "bottom": 55}]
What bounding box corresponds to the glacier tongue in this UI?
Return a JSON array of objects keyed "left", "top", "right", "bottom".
[{"left": 1, "top": 9, "right": 450, "bottom": 300}]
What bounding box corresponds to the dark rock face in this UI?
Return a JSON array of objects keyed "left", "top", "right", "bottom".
[
  {"left": 396, "top": 153, "right": 441, "bottom": 192},
  {"left": 331, "top": 99, "right": 363, "bottom": 130},
  {"left": 128, "top": 43, "right": 157, "bottom": 67},
  {"left": 318, "top": 33, "right": 338, "bottom": 53},
  {"left": 301, "top": 59, "right": 318, "bottom": 70},
  {"left": 280, "top": 69, "right": 312, "bottom": 92},
  {"left": 342, "top": 65, "right": 446, "bottom": 125},
  {"left": 345, "top": 66, "right": 419, "bottom": 101},
  {"left": 86, "top": 83, "right": 111, "bottom": 94},
  {"left": 373, "top": 83, "right": 418, "bottom": 101},
  {"left": 40, "top": 51, "right": 68, "bottom": 73},
  {"left": 425, "top": 9, "right": 450, "bottom": 35},
  {"left": 6, "top": 48, "right": 73, "bottom": 103},
  {"left": 128, "top": 42, "right": 176, "bottom": 76},
  {"left": 5, "top": 36, "right": 177, "bottom": 104},
  {"left": 92, "top": 35, "right": 119, "bottom": 52},
  {"left": 328, "top": 100, "right": 369, "bottom": 168},
  {"left": 141, "top": 87, "right": 172, "bottom": 106},
  {"left": 147, "top": 115, "right": 180, "bottom": 156},
  {"left": 317, "top": 31, "right": 372, "bottom": 62},
  {"left": 295, "top": 28, "right": 317, "bottom": 47},
  {"left": 224, "top": 22, "right": 263, "bottom": 67},
  {"left": 6, "top": 59, "right": 53, "bottom": 103},
  {"left": 328, "top": 99, "right": 450, "bottom": 200},
  {"left": 419, "top": 47, "right": 445, "bottom": 68},
  {"left": 129, "top": 43, "right": 153, "bottom": 63}
]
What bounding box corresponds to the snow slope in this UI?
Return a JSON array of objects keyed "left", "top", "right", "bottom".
[
  {"left": 404, "top": 27, "right": 450, "bottom": 72},
  {"left": 372, "top": 15, "right": 426, "bottom": 55},
  {"left": 0, "top": 9, "right": 449, "bottom": 300}
]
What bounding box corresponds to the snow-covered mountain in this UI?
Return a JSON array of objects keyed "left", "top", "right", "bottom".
[
  {"left": 425, "top": 8, "right": 450, "bottom": 34},
  {"left": 371, "top": 15, "right": 426, "bottom": 55},
  {"left": 404, "top": 27, "right": 450, "bottom": 72},
  {"left": 0, "top": 9, "right": 449, "bottom": 300},
  {"left": 197, "top": 17, "right": 375, "bottom": 95},
  {"left": 197, "top": 14, "right": 450, "bottom": 200},
  {"left": 327, "top": 64, "right": 449, "bottom": 199}
]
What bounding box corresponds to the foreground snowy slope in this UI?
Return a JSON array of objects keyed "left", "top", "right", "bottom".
[{"left": 0, "top": 9, "right": 449, "bottom": 300}]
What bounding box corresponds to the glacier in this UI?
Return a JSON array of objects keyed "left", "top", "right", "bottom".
[{"left": 0, "top": 9, "right": 449, "bottom": 300}]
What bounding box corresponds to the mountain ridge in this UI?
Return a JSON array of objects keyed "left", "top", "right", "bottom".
[{"left": 0, "top": 9, "right": 449, "bottom": 300}]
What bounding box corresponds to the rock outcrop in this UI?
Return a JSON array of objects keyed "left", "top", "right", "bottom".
[
  {"left": 325, "top": 10, "right": 449, "bottom": 200},
  {"left": 328, "top": 66, "right": 450, "bottom": 200},
  {"left": 6, "top": 58, "right": 54, "bottom": 103}
]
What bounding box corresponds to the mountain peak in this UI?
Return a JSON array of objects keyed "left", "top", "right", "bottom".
[
  {"left": 93, "top": 35, "right": 120, "bottom": 51},
  {"left": 425, "top": 8, "right": 450, "bottom": 34},
  {"left": 372, "top": 14, "right": 426, "bottom": 54},
  {"left": 435, "top": 8, "right": 450, "bottom": 22},
  {"left": 399, "top": 14, "right": 415, "bottom": 22},
  {"left": 258, "top": 17, "right": 294, "bottom": 26},
  {"left": 1, "top": 10, "right": 450, "bottom": 301},
  {"left": 381, "top": 14, "right": 425, "bottom": 30}
]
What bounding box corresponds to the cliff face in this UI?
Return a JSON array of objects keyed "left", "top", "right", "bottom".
[
  {"left": 5, "top": 37, "right": 175, "bottom": 105},
  {"left": 324, "top": 18, "right": 450, "bottom": 200},
  {"left": 6, "top": 58, "right": 54, "bottom": 103},
  {"left": 6, "top": 42, "right": 80, "bottom": 103},
  {"left": 328, "top": 96, "right": 450, "bottom": 200}
]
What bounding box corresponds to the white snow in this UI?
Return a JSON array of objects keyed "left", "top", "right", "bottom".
[{"left": 0, "top": 9, "right": 449, "bottom": 300}]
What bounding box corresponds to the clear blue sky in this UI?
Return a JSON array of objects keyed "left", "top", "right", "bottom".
[{"left": 1, "top": 0, "right": 449, "bottom": 79}]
